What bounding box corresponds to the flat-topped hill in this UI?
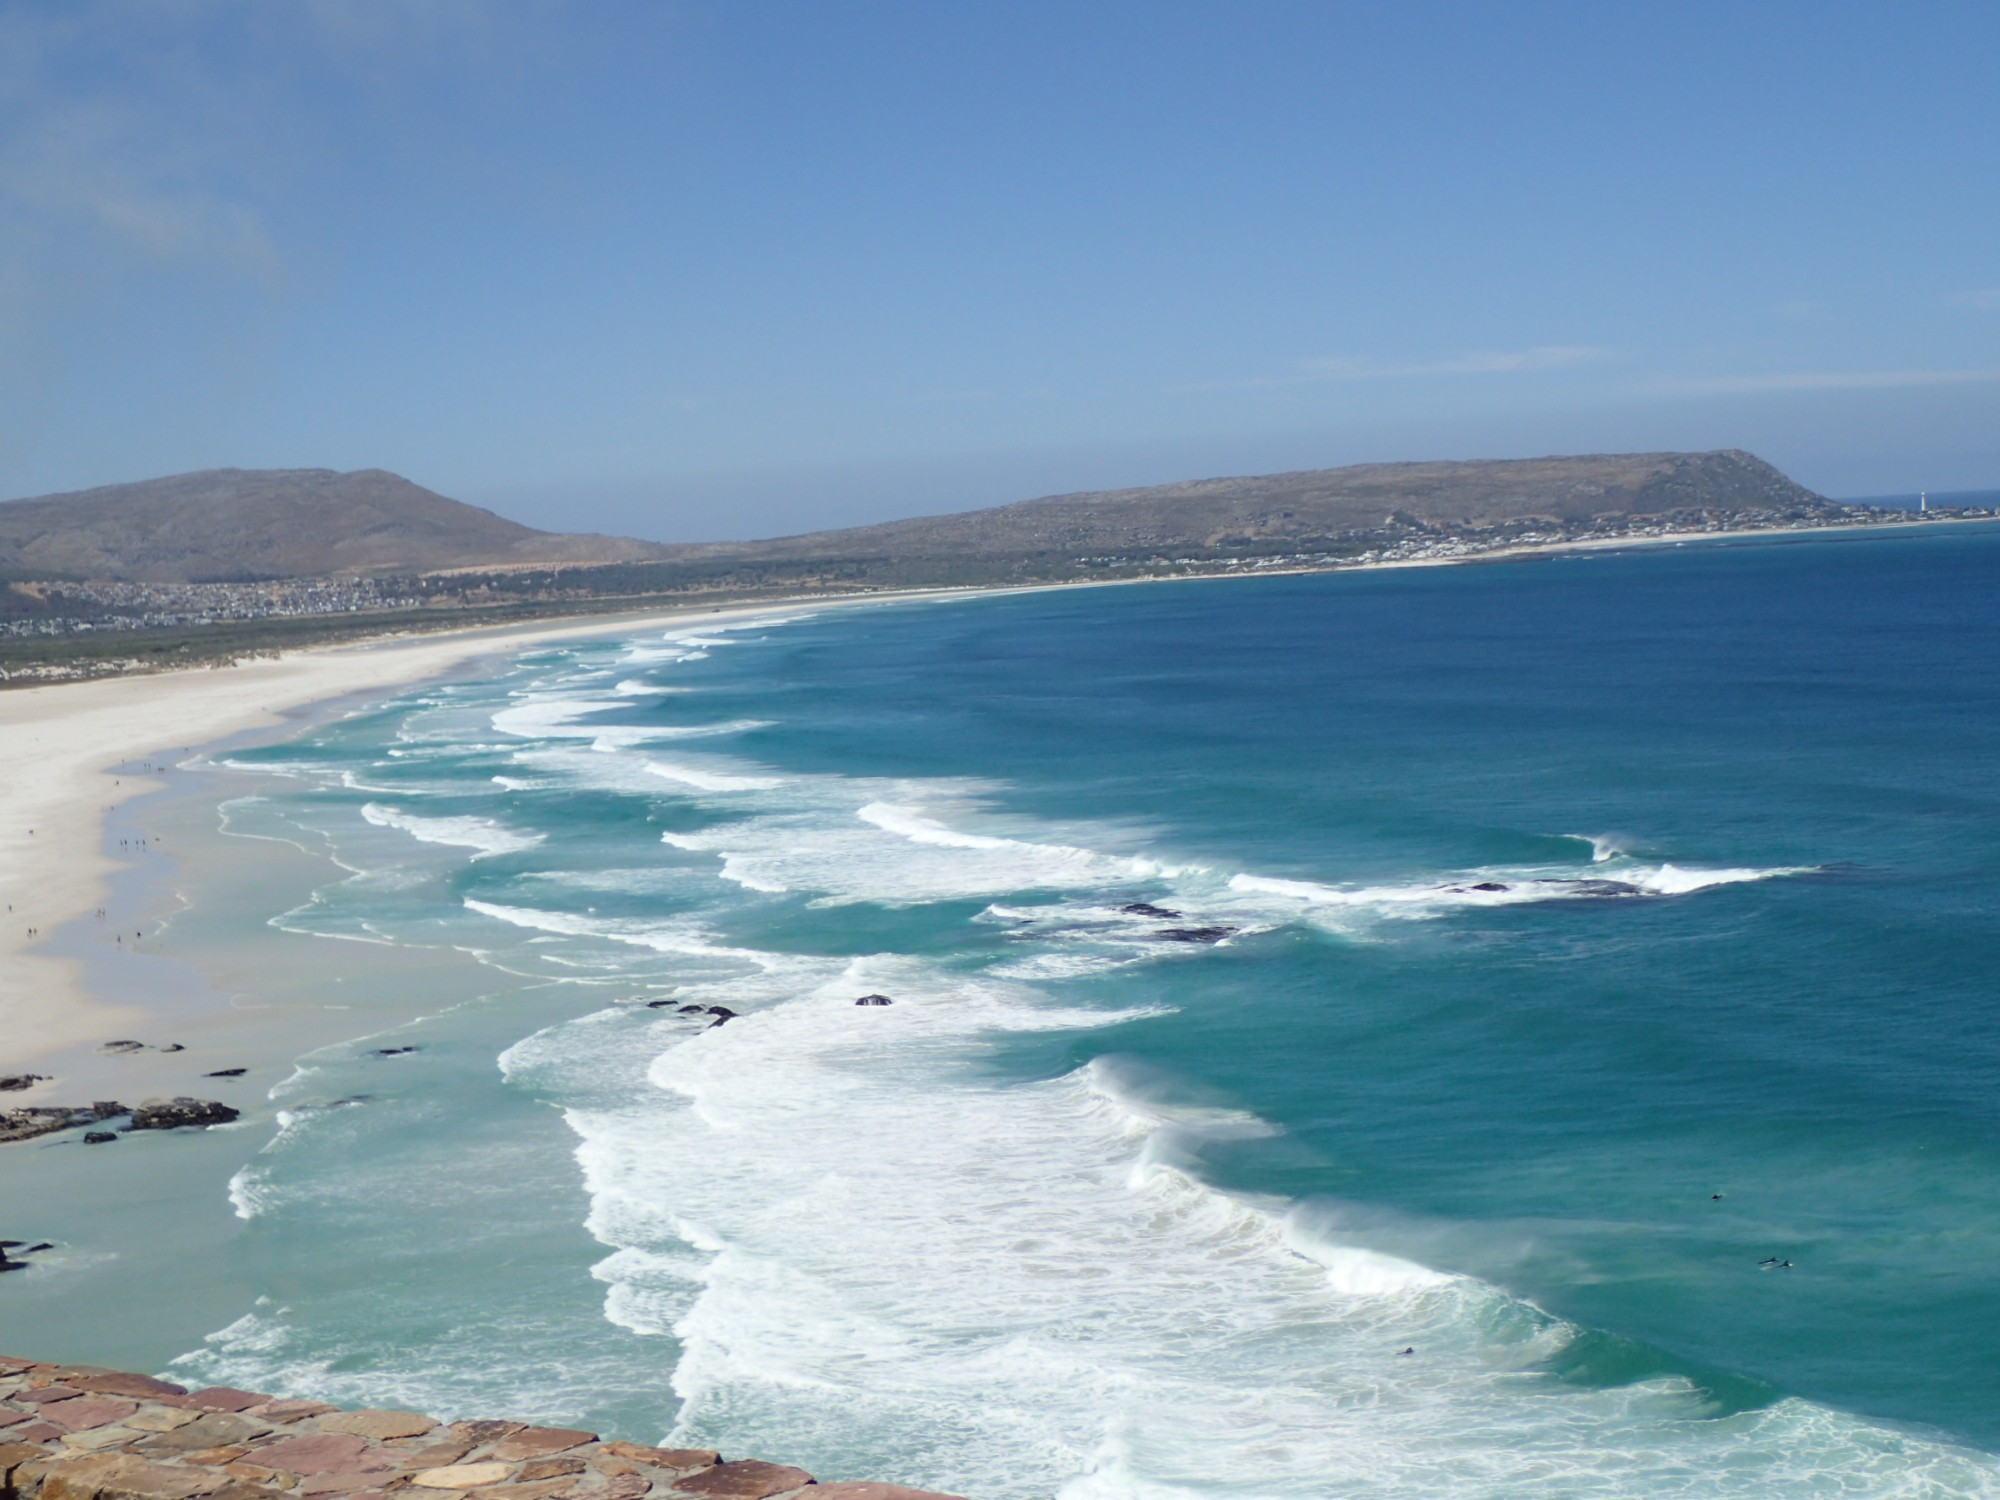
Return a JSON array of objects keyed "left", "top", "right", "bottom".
[
  {"left": 685, "top": 449, "right": 1830, "bottom": 562},
  {"left": 0, "top": 469, "right": 667, "bottom": 583},
  {"left": 0, "top": 450, "right": 1846, "bottom": 598}
]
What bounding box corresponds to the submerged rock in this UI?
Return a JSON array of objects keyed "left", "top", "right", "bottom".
[
  {"left": 202, "top": 1068, "right": 247, "bottom": 1078},
  {"left": 371, "top": 1046, "right": 419, "bottom": 1057},
  {"left": 678, "top": 1004, "right": 707, "bottom": 1014},
  {"left": 705, "top": 1006, "right": 737, "bottom": 1029},
  {"left": 127, "top": 1098, "right": 240, "bottom": 1131},
  {"left": 1152, "top": 926, "right": 1236, "bottom": 944},
  {"left": 1120, "top": 902, "right": 1183, "bottom": 919},
  {"left": 1467, "top": 882, "right": 1509, "bottom": 893},
  {"left": 0, "top": 1074, "right": 48, "bottom": 1092},
  {"left": 854, "top": 994, "right": 894, "bottom": 1006},
  {"left": 82, "top": 1132, "right": 118, "bottom": 1145},
  {"left": 99, "top": 1041, "right": 145, "bottom": 1056}
]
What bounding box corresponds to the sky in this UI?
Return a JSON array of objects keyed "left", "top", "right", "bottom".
[{"left": 3, "top": 0, "right": 1998, "bottom": 541}]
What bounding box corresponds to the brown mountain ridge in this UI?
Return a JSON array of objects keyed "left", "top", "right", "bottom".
[
  {"left": 0, "top": 468, "right": 667, "bottom": 582},
  {"left": 1, "top": 450, "right": 1833, "bottom": 584}
]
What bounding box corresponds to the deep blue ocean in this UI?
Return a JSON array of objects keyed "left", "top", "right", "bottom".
[{"left": 170, "top": 529, "right": 2000, "bottom": 1497}]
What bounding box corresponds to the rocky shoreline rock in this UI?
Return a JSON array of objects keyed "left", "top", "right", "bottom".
[
  {"left": 1, "top": 1097, "right": 242, "bottom": 1146},
  {"left": 0, "top": 1357, "right": 961, "bottom": 1500}
]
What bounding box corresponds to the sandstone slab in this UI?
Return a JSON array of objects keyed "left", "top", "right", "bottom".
[
  {"left": 134, "top": 1415, "right": 269, "bottom": 1455},
  {"left": 41, "top": 1398, "right": 140, "bottom": 1432},
  {"left": 72, "top": 1376, "right": 188, "bottom": 1402},
  {"left": 246, "top": 1402, "right": 338, "bottom": 1425},
  {"left": 412, "top": 1462, "right": 517, "bottom": 1489},
  {"left": 391, "top": 1439, "right": 474, "bottom": 1467},
  {"left": 481, "top": 1482, "right": 581, "bottom": 1500},
  {"left": 123, "top": 1411, "right": 202, "bottom": 1435},
  {"left": 181, "top": 1391, "right": 269, "bottom": 1415},
  {"left": 38, "top": 1452, "right": 231, "bottom": 1500},
  {"left": 0, "top": 1440, "right": 50, "bottom": 1480},
  {"left": 316, "top": 1410, "right": 436, "bottom": 1441},
  {"left": 670, "top": 1461, "right": 814, "bottom": 1499},
  {"left": 57, "top": 1427, "right": 143, "bottom": 1454},
  {"left": 515, "top": 1458, "right": 586, "bottom": 1482},
  {"left": 601, "top": 1445, "right": 719, "bottom": 1474},
  {"left": 811, "top": 1486, "right": 969, "bottom": 1500},
  {"left": 486, "top": 1428, "right": 595, "bottom": 1462},
  {"left": 250, "top": 1434, "right": 375, "bottom": 1474},
  {"left": 448, "top": 1423, "right": 522, "bottom": 1445}
]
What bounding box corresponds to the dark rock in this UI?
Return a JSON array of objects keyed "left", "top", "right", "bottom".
[
  {"left": 1120, "top": 903, "right": 1182, "bottom": 919},
  {"left": 203, "top": 1069, "right": 247, "bottom": 1078},
  {"left": 24, "top": 1242, "right": 52, "bottom": 1253},
  {"left": 678, "top": 1004, "right": 707, "bottom": 1014},
  {"left": 0, "top": 1075, "right": 47, "bottom": 1092},
  {"left": 100, "top": 1041, "right": 145, "bottom": 1055},
  {"left": 1152, "top": 926, "right": 1236, "bottom": 943},
  {"left": 83, "top": 1131, "right": 119, "bottom": 1144},
  {"left": 645, "top": 1000, "right": 677, "bottom": 1009},
  {"left": 1559, "top": 879, "right": 1641, "bottom": 898},
  {"left": 159, "top": 1044, "right": 184, "bottom": 1053},
  {"left": 370, "top": 1047, "right": 418, "bottom": 1057},
  {"left": 1467, "top": 882, "right": 1508, "bottom": 893},
  {"left": 854, "top": 994, "right": 893, "bottom": 1006},
  {"left": 92, "top": 1102, "right": 126, "bottom": 1119},
  {"left": 705, "top": 1006, "right": 735, "bottom": 1017},
  {"left": 127, "top": 1098, "right": 240, "bottom": 1131},
  {"left": 0, "top": 1257, "right": 23, "bottom": 1273}
]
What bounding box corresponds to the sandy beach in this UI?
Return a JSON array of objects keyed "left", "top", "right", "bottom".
[{"left": 0, "top": 601, "right": 878, "bottom": 1073}]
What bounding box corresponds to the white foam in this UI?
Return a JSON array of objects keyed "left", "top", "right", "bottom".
[
  {"left": 1629, "top": 862, "right": 1816, "bottom": 895},
  {"left": 1224, "top": 859, "right": 1816, "bottom": 929},
  {"left": 517, "top": 961, "right": 1994, "bottom": 1499},
  {"left": 360, "top": 804, "right": 543, "bottom": 859},
  {"left": 644, "top": 762, "right": 785, "bottom": 794}
]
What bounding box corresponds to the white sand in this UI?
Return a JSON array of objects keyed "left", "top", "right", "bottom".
[{"left": 0, "top": 603, "right": 868, "bottom": 1070}]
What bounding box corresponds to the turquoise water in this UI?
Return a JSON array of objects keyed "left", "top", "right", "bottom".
[{"left": 167, "top": 531, "right": 2000, "bottom": 1496}]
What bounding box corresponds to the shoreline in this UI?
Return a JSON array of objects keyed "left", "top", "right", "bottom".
[
  {"left": 0, "top": 594, "right": 964, "bottom": 1075},
  {"left": 6, "top": 512, "right": 1996, "bottom": 1078}
]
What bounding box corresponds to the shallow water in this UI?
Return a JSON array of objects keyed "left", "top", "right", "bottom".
[{"left": 43, "top": 533, "right": 2000, "bottom": 1495}]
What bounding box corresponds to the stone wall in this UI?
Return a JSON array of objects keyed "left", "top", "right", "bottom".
[{"left": 0, "top": 1358, "right": 958, "bottom": 1500}]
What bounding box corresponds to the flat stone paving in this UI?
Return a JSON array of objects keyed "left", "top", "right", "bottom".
[{"left": 0, "top": 1358, "right": 961, "bottom": 1500}]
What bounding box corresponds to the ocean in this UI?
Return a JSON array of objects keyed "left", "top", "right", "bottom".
[{"left": 38, "top": 528, "right": 2000, "bottom": 1496}]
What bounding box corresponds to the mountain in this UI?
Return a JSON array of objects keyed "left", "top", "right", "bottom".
[
  {"left": 676, "top": 449, "right": 1830, "bottom": 563},
  {"left": 0, "top": 468, "right": 666, "bottom": 582},
  {"left": 0, "top": 451, "right": 1834, "bottom": 587}
]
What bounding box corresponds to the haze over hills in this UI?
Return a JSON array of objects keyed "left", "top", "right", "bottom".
[
  {"left": 0, "top": 450, "right": 1835, "bottom": 584},
  {"left": 0, "top": 468, "right": 667, "bottom": 582},
  {"left": 7, "top": 446, "right": 1987, "bottom": 686},
  {"left": 673, "top": 448, "right": 1828, "bottom": 563}
]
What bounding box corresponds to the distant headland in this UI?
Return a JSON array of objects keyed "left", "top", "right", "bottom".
[{"left": 2, "top": 450, "right": 1991, "bottom": 685}]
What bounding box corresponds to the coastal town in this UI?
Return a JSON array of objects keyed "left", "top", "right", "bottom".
[{"left": 2, "top": 495, "right": 1989, "bottom": 660}]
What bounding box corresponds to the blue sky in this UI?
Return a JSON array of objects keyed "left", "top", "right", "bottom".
[{"left": 4, "top": 0, "right": 1997, "bottom": 539}]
